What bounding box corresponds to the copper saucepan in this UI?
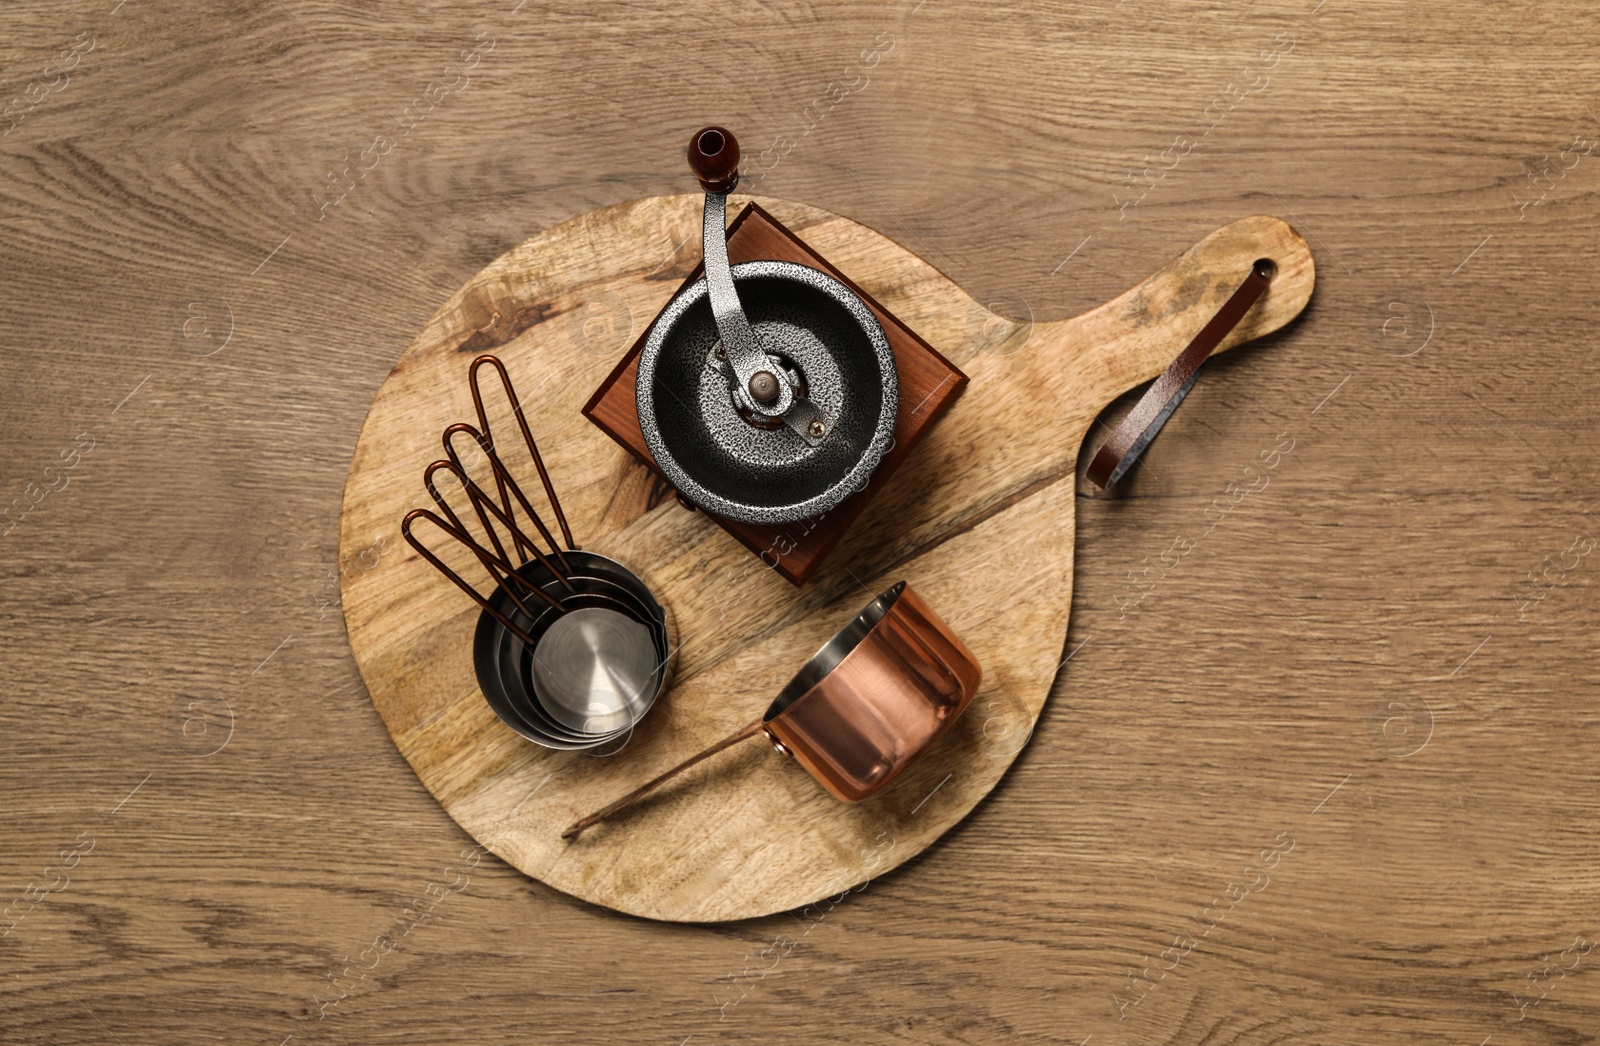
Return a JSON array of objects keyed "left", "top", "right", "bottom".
[{"left": 563, "top": 581, "right": 981, "bottom": 839}]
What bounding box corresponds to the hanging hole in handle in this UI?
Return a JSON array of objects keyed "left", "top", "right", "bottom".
[
  {"left": 1253, "top": 257, "right": 1278, "bottom": 281},
  {"left": 697, "top": 129, "right": 724, "bottom": 155}
]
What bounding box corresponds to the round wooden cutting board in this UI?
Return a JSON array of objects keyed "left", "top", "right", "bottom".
[{"left": 338, "top": 193, "right": 1313, "bottom": 922}]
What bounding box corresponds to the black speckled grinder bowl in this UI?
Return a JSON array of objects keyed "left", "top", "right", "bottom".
[{"left": 635, "top": 260, "right": 898, "bottom": 526}]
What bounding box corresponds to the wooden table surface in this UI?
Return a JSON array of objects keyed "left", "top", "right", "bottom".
[{"left": 4, "top": 1, "right": 1597, "bottom": 1043}]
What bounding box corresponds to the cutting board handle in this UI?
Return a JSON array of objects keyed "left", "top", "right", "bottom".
[{"left": 988, "top": 215, "right": 1315, "bottom": 447}]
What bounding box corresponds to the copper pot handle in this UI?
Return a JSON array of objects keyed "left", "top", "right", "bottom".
[{"left": 560, "top": 717, "right": 764, "bottom": 840}]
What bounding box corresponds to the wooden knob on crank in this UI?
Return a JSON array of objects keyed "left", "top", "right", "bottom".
[{"left": 688, "top": 126, "right": 740, "bottom": 193}]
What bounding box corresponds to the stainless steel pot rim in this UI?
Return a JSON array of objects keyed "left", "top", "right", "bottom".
[
  {"left": 635, "top": 259, "right": 898, "bottom": 525},
  {"left": 764, "top": 580, "right": 906, "bottom": 722}
]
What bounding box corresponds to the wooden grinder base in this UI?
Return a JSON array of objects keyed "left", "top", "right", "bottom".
[{"left": 338, "top": 194, "right": 1314, "bottom": 922}]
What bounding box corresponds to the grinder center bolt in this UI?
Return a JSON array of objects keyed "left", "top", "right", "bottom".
[{"left": 748, "top": 370, "right": 780, "bottom": 405}]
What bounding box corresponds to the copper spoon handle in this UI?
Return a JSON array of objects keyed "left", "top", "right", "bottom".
[{"left": 561, "top": 717, "right": 766, "bottom": 840}]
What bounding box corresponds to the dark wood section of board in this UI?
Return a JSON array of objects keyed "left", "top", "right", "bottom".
[{"left": 582, "top": 201, "right": 968, "bottom": 585}]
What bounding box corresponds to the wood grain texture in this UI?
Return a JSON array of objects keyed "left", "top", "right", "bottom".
[
  {"left": 4, "top": 0, "right": 1600, "bottom": 1041},
  {"left": 339, "top": 194, "right": 1310, "bottom": 921}
]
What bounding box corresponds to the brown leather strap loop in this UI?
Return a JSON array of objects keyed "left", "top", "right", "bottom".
[{"left": 1087, "top": 258, "right": 1276, "bottom": 489}]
